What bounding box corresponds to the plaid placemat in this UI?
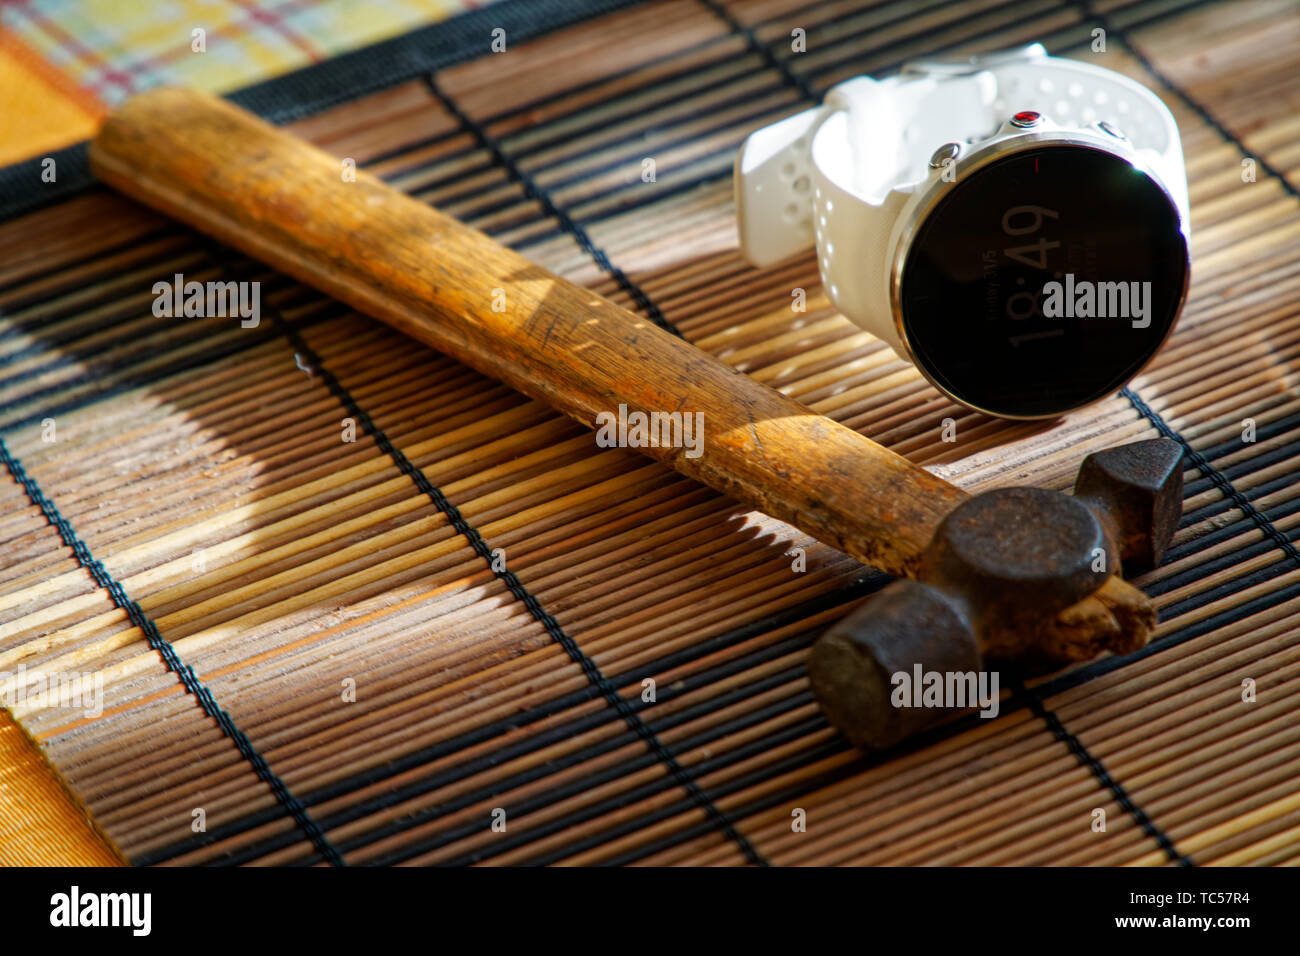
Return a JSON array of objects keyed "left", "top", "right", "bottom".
[{"left": 0, "top": 0, "right": 496, "bottom": 165}]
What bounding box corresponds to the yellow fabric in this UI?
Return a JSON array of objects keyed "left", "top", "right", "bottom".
[
  {"left": 0, "top": 708, "right": 124, "bottom": 866},
  {"left": 0, "top": 31, "right": 103, "bottom": 166}
]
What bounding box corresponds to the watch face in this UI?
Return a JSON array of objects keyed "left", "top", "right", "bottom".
[{"left": 898, "top": 144, "right": 1188, "bottom": 418}]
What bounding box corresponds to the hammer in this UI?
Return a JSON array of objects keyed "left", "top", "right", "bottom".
[{"left": 88, "top": 89, "right": 1183, "bottom": 750}]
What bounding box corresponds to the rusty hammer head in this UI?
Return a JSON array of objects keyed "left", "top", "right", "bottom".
[{"left": 808, "top": 438, "right": 1183, "bottom": 751}]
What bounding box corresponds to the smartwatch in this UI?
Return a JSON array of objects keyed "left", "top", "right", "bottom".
[{"left": 735, "top": 44, "right": 1190, "bottom": 420}]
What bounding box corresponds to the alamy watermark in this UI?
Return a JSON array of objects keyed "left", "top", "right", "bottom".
[
  {"left": 1040, "top": 273, "right": 1153, "bottom": 328},
  {"left": 891, "top": 664, "right": 1000, "bottom": 719},
  {"left": 153, "top": 272, "right": 260, "bottom": 327},
  {"left": 0, "top": 665, "right": 104, "bottom": 718},
  {"left": 594, "top": 403, "right": 704, "bottom": 459},
  {"left": 50, "top": 886, "right": 150, "bottom": 936}
]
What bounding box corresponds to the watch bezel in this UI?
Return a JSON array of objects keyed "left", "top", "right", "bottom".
[{"left": 888, "top": 131, "right": 1191, "bottom": 421}]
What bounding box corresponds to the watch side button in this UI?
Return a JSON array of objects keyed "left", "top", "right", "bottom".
[
  {"left": 1097, "top": 120, "right": 1127, "bottom": 140},
  {"left": 929, "top": 142, "right": 961, "bottom": 168}
]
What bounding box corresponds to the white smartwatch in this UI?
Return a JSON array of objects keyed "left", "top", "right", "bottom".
[{"left": 735, "top": 44, "right": 1191, "bottom": 419}]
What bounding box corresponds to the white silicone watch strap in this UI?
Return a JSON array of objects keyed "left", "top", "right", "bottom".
[{"left": 735, "top": 52, "right": 1188, "bottom": 354}]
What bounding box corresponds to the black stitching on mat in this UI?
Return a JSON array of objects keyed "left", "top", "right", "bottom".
[
  {"left": 1123, "top": 388, "right": 1300, "bottom": 568},
  {"left": 1042, "top": 3, "right": 1300, "bottom": 866},
  {"left": 1078, "top": 0, "right": 1299, "bottom": 199},
  {"left": 1014, "top": 676, "right": 1193, "bottom": 865},
  {"left": 207, "top": 249, "right": 769, "bottom": 867},
  {"left": 446, "top": 1, "right": 1215, "bottom": 253},
  {"left": 1055, "top": 0, "right": 1300, "bottom": 861},
  {"left": 605, "top": 737, "right": 854, "bottom": 865},
  {"left": 136, "top": 575, "right": 880, "bottom": 865},
  {"left": 1092, "top": 3, "right": 1300, "bottom": 572},
  {"left": 412, "top": 80, "right": 779, "bottom": 861},
  {"left": 357, "top": 681, "right": 815, "bottom": 865},
  {"left": 0, "top": 435, "right": 346, "bottom": 867},
  {"left": 422, "top": 75, "right": 683, "bottom": 338},
  {"left": 695, "top": 0, "right": 820, "bottom": 102},
  {"left": 426, "top": 17, "right": 1208, "bottom": 866},
  {"left": 1050, "top": 3, "right": 1299, "bottom": 857},
  {"left": 1032, "top": 573, "right": 1300, "bottom": 698},
  {"left": 0, "top": 302, "right": 341, "bottom": 435},
  {"left": 138, "top": 426, "right": 1300, "bottom": 865},
  {"left": 275, "top": 323, "right": 768, "bottom": 865},
  {"left": 0, "top": 0, "right": 654, "bottom": 224},
  {"left": 449, "top": 711, "right": 824, "bottom": 867}
]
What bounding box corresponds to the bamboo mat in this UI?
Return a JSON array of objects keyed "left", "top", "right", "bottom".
[{"left": 1, "top": 0, "right": 1298, "bottom": 867}]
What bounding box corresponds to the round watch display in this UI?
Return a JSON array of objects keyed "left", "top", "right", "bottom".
[{"left": 897, "top": 144, "right": 1189, "bottom": 419}]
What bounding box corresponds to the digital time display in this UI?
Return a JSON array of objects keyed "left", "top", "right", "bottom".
[{"left": 898, "top": 145, "right": 1188, "bottom": 418}]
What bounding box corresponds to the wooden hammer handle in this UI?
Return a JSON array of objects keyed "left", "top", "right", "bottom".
[{"left": 89, "top": 88, "right": 965, "bottom": 577}]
